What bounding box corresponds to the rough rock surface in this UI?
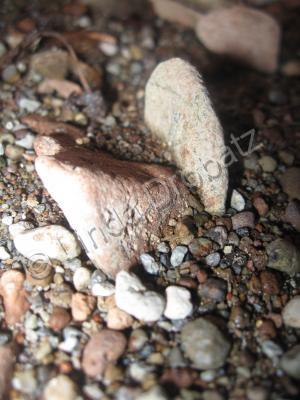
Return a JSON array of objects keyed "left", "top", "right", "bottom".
[
  {"left": 195, "top": 6, "right": 280, "bottom": 73},
  {"left": 34, "top": 135, "right": 190, "bottom": 277},
  {"left": 145, "top": 58, "right": 228, "bottom": 214},
  {"left": 181, "top": 318, "right": 230, "bottom": 369},
  {"left": 82, "top": 329, "right": 127, "bottom": 377},
  {"left": 115, "top": 271, "right": 165, "bottom": 322}
]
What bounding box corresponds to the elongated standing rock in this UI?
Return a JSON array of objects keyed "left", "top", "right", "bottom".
[
  {"left": 145, "top": 58, "right": 228, "bottom": 214},
  {"left": 34, "top": 135, "right": 190, "bottom": 277}
]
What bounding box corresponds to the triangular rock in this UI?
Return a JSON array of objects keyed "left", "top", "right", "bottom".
[
  {"left": 34, "top": 135, "right": 190, "bottom": 277},
  {"left": 145, "top": 57, "right": 228, "bottom": 215}
]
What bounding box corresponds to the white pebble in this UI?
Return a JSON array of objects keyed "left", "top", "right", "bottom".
[
  {"left": 12, "top": 225, "right": 81, "bottom": 262},
  {"left": 115, "top": 271, "right": 165, "bottom": 322},
  {"left": 15, "top": 133, "right": 35, "bottom": 149},
  {"left": 91, "top": 281, "right": 115, "bottom": 297},
  {"left": 2, "top": 215, "right": 13, "bottom": 226},
  {"left": 140, "top": 253, "right": 160, "bottom": 275},
  {"left": 230, "top": 189, "right": 245, "bottom": 211},
  {"left": 164, "top": 286, "right": 193, "bottom": 320},
  {"left": 170, "top": 246, "right": 188, "bottom": 267},
  {"left": 18, "top": 98, "right": 41, "bottom": 113},
  {"left": 73, "top": 267, "right": 91, "bottom": 291}
]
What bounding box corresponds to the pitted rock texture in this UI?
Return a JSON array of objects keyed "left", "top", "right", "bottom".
[
  {"left": 34, "top": 135, "right": 190, "bottom": 277},
  {"left": 145, "top": 57, "right": 228, "bottom": 215}
]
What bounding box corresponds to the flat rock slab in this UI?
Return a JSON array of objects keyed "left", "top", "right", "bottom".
[
  {"left": 34, "top": 135, "right": 190, "bottom": 277},
  {"left": 145, "top": 57, "right": 228, "bottom": 214}
]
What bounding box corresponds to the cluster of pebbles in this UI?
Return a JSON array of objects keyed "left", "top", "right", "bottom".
[{"left": 0, "top": 1, "right": 300, "bottom": 399}]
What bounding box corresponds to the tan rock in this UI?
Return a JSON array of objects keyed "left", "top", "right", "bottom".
[
  {"left": 82, "top": 329, "right": 127, "bottom": 377},
  {"left": 71, "top": 293, "right": 95, "bottom": 322},
  {"left": 38, "top": 79, "right": 82, "bottom": 99},
  {"left": 34, "top": 135, "right": 190, "bottom": 277},
  {"left": 145, "top": 58, "right": 228, "bottom": 214},
  {"left": 195, "top": 6, "right": 280, "bottom": 73},
  {"left": 30, "top": 49, "right": 69, "bottom": 79},
  {"left": 107, "top": 307, "right": 134, "bottom": 330},
  {"left": 0, "top": 270, "right": 29, "bottom": 325}
]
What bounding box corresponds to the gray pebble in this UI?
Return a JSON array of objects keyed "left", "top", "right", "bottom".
[
  {"left": 266, "top": 239, "right": 300, "bottom": 276},
  {"left": 170, "top": 245, "right": 188, "bottom": 267},
  {"left": 280, "top": 344, "right": 300, "bottom": 379}
]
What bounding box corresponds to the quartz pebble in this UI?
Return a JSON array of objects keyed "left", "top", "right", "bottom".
[
  {"left": 230, "top": 190, "right": 245, "bottom": 211},
  {"left": 164, "top": 286, "right": 193, "bottom": 320},
  {"left": 140, "top": 253, "right": 160, "bottom": 275},
  {"left": 82, "top": 330, "right": 127, "bottom": 377},
  {"left": 266, "top": 239, "right": 300, "bottom": 276},
  {"left": 115, "top": 271, "right": 165, "bottom": 322},
  {"left": 12, "top": 224, "right": 81, "bottom": 262},
  {"left": 91, "top": 281, "right": 115, "bottom": 296},
  {"left": 170, "top": 246, "right": 188, "bottom": 267},
  {"left": 181, "top": 318, "right": 230, "bottom": 369},
  {"left": 282, "top": 296, "right": 300, "bottom": 328},
  {"left": 43, "top": 375, "right": 78, "bottom": 400},
  {"left": 73, "top": 267, "right": 91, "bottom": 291}
]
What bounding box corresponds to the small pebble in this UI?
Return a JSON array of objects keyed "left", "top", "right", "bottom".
[
  {"left": 91, "top": 281, "right": 115, "bottom": 296},
  {"left": 181, "top": 318, "right": 230, "bottom": 369},
  {"left": 5, "top": 144, "right": 24, "bottom": 161},
  {"left": 284, "top": 200, "right": 300, "bottom": 231},
  {"left": 231, "top": 211, "right": 255, "bottom": 230},
  {"left": 107, "top": 307, "right": 134, "bottom": 330},
  {"left": 205, "top": 252, "right": 220, "bottom": 267},
  {"left": 0, "top": 246, "right": 11, "bottom": 260},
  {"left": 115, "top": 271, "right": 165, "bottom": 322},
  {"left": 282, "top": 296, "right": 300, "bottom": 328},
  {"left": 164, "top": 286, "right": 193, "bottom": 320},
  {"left": 189, "top": 238, "right": 213, "bottom": 258},
  {"left": 266, "top": 239, "right": 300, "bottom": 276},
  {"left": 140, "top": 253, "right": 160, "bottom": 275},
  {"left": 279, "top": 167, "right": 300, "bottom": 200},
  {"left": 258, "top": 155, "right": 277, "bottom": 172},
  {"left": 170, "top": 245, "right": 188, "bottom": 267},
  {"left": 280, "top": 344, "right": 300, "bottom": 379},
  {"left": 73, "top": 267, "right": 91, "bottom": 291},
  {"left": 230, "top": 189, "right": 245, "bottom": 211},
  {"left": 43, "top": 375, "right": 78, "bottom": 400},
  {"left": 198, "top": 278, "right": 227, "bottom": 302}
]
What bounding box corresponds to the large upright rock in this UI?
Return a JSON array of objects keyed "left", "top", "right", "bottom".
[
  {"left": 34, "top": 135, "right": 190, "bottom": 277},
  {"left": 145, "top": 58, "right": 228, "bottom": 214}
]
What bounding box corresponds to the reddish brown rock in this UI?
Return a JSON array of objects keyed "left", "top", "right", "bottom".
[
  {"left": 260, "top": 271, "right": 280, "bottom": 295},
  {"left": 0, "top": 270, "right": 30, "bottom": 325},
  {"left": 48, "top": 307, "right": 71, "bottom": 331},
  {"left": 279, "top": 167, "right": 300, "bottom": 200},
  {"left": 82, "top": 329, "right": 127, "bottom": 377},
  {"left": 34, "top": 135, "right": 190, "bottom": 277},
  {"left": 195, "top": 6, "right": 280, "bottom": 73},
  {"left": 231, "top": 211, "right": 255, "bottom": 230}
]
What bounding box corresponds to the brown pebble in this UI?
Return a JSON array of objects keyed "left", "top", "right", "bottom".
[
  {"left": 253, "top": 197, "right": 269, "bottom": 217},
  {"left": 256, "top": 319, "right": 277, "bottom": 339},
  {"left": 0, "top": 344, "right": 16, "bottom": 399},
  {"left": 177, "top": 277, "right": 198, "bottom": 289},
  {"left": 71, "top": 293, "right": 95, "bottom": 322},
  {"left": 161, "top": 368, "right": 195, "bottom": 388},
  {"left": 260, "top": 271, "right": 280, "bottom": 295},
  {"left": 196, "top": 269, "right": 208, "bottom": 284},
  {"left": 0, "top": 270, "right": 30, "bottom": 325},
  {"left": 247, "top": 275, "right": 262, "bottom": 294},
  {"left": 48, "top": 307, "right": 71, "bottom": 331},
  {"left": 107, "top": 307, "right": 134, "bottom": 330},
  {"left": 279, "top": 167, "right": 300, "bottom": 200},
  {"left": 229, "top": 306, "right": 250, "bottom": 329},
  {"left": 188, "top": 238, "right": 213, "bottom": 258},
  {"left": 232, "top": 211, "right": 255, "bottom": 230},
  {"left": 198, "top": 277, "right": 227, "bottom": 302},
  {"left": 82, "top": 329, "right": 127, "bottom": 377}
]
